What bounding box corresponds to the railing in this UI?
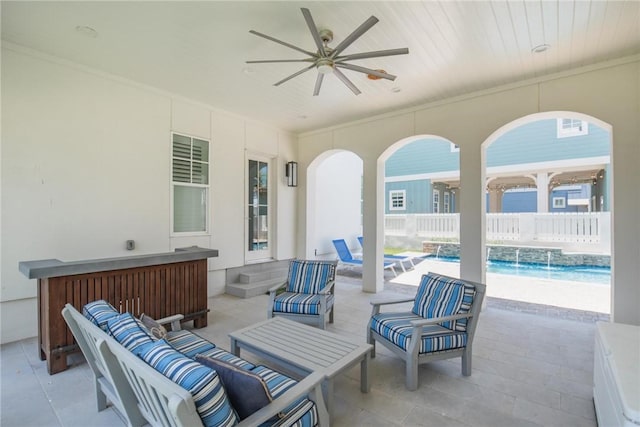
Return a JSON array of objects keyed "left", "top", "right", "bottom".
[{"left": 385, "top": 212, "right": 610, "bottom": 247}]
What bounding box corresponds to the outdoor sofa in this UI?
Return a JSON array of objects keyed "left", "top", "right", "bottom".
[{"left": 62, "top": 300, "right": 329, "bottom": 427}]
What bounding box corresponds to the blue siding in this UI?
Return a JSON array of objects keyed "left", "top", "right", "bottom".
[
  {"left": 502, "top": 191, "right": 537, "bottom": 212},
  {"left": 386, "top": 120, "right": 608, "bottom": 176},
  {"left": 385, "top": 180, "right": 430, "bottom": 214},
  {"left": 487, "top": 119, "right": 609, "bottom": 166},
  {"left": 386, "top": 139, "right": 458, "bottom": 177}
]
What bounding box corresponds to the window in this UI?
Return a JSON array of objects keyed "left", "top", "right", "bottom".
[
  {"left": 553, "top": 197, "right": 566, "bottom": 209},
  {"left": 432, "top": 191, "right": 440, "bottom": 213},
  {"left": 444, "top": 192, "right": 450, "bottom": 213},
  {"left": 172, "top": 133, "right": 209, "bottom": 233},
  {"left": 557, "top": 118, "right": 588, "bottom": 138},
  {"left": 389, "top": 190, "right": 406, "bottom": 211}
]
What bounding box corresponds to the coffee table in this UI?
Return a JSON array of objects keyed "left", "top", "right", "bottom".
[{"left": 229, "top": 317, "right": 372, "bottom": 415}]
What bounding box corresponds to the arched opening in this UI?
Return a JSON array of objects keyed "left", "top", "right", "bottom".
[
  {"left": 481, "top": 111, "right": 612, "bottom": 317},
  {"left": 306, "top": 150, "right": 363, "bottom": 262},
  {"left": 377, "top": 135, "right": 464, "bottom": 282}
]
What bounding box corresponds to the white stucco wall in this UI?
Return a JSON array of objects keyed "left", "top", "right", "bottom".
[
  {"left": 298, "top": 58, "right": 640, "bottom": 325},
  {"left": 0, "top": 45, "right": 298, "bottom": 344},
  {"left": 310, "top": 151, "right": 362, "bottom": 257}
]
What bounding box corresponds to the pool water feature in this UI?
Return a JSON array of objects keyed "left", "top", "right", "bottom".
[{"left": 427, "top": 256, "right": 611, "bottom": 285}]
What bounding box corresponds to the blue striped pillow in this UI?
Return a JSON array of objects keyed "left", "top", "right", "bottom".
[
  {"left": 412, "top": 274, "right": 465, "bottom": 329},
  {"left": 286, "top": 260, "right": 335, "bottom": 294},
  {"left": 140, "top": 340, "right": 238, "bottom": 427},
  {"left": 83, "top": 300, "right": 119, "bottom": 331},
  {"left": 106, "top": 312, "right": 155, "bottom": 355}
]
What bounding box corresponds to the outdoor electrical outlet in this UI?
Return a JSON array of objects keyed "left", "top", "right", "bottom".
[{"left": 126, "top": 240, "right": 135, "bottom": 250}]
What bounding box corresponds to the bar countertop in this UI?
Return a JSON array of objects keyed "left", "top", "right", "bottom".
[{"left": 19, "top": 246, "right": 219, "bottom": 279}]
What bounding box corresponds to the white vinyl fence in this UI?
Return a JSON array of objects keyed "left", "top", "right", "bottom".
[{"left": 385, "top": 212, "right": 610, "bottom": 252}]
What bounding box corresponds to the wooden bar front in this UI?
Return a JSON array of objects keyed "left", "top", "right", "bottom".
[{"left": 20, "top": 247, "right": 218, "bottom": 374}]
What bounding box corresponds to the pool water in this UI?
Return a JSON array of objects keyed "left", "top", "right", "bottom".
[{"left": 427, "top": 256, "right": 611, "bottom": 285}]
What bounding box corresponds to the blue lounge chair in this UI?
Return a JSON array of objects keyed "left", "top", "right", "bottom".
[
  {"left": 332, "top": 239, "right": 397, "bottom": 277},
  {"left": 357, "top": 236, "right": 416, "bottom": 273}
]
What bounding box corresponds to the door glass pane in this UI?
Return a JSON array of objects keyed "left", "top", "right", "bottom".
[{"left": 248, "top": 160, "right": 269, "bottom": 252}]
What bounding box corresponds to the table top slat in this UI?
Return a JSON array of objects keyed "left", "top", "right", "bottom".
[{"left": 229, "top": 317, "right": 372, "bottom": 375}]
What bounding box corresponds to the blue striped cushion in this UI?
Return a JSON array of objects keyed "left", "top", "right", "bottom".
[
  {"left": 251, "top": 366, "right": 319, "bottom": 427},
  {"left": 370, "top": 312, "right": 468, "bottom": 353},
  {"left": 286, "top": 260, "right": 335, "bottom": 294},
  {"left": 272, "top": 292, "right": 334, "bottom": 315},
  {"left": 83, "top": 300, "right": 119, "bottom": 331},
  {"left": 165, "top": 330, "right": 217, "bottom": 359},
  {"left": 197, "top": 347, "right": 255, "bottom": 371},
  {"left": 139, "top": 340, "right": 238, "bottom": 427},
  {"left": 106, "top": 313, "right": 154, "bottom": 355},
  {"left": 412, "top": 274, "right": 466, "bottom": 330}
]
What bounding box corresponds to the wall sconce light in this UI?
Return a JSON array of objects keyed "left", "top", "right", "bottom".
[{"left": 285, "top": 161, "right": 298, "bottom": 187}]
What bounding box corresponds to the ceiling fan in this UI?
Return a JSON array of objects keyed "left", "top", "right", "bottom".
[{"left": 246, "top": 8, "right": 409, "bottom": 96}]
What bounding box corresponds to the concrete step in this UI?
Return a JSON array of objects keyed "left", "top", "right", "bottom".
[
  {"left": 225, "top": 276, "right": 285, "bottom": 298},
  {"left": 238, "top": 267, "right": 288, "bottom": 284}
]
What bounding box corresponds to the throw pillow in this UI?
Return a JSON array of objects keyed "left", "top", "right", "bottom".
[
  {"left": 106, "top": 312, "right": 155, "bottom": 355},
  {"left": 195, "top": 354, "right": 274, "bottom": 420},
  {"left": 82, "top": 300, "right": 119, "bottom": 331},
  {"left": 141, "top": 340, "right": 238, "bottom": 427},
  {"left": 139, "top": 313, "right": 167, "bottom": 339}
]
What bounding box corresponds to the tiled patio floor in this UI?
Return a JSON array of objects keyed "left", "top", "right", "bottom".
[{"left": 1, "top": 273, "right": 600, "bottom": 427}]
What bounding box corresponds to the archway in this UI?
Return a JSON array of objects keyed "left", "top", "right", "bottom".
[
  {"left": 482, "top": 111, "right": 612, "bottom": 315},
  {"left": 306, "top": 149, "right": 363, "bottom": 260}
]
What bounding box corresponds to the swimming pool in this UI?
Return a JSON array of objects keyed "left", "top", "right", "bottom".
[{"left": 426, "top": 256, "right": 611, "bottom": 285}]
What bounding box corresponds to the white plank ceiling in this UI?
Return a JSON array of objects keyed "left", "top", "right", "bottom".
[{"left": 2, "top": 1, "right": 639, "bottom": 133}]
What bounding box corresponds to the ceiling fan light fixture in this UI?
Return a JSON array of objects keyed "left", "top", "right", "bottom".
[{"left": 317, "top": 58, "right": 334, "bottom": 74}]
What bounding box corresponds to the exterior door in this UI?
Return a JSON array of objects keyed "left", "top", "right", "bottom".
[{"left": 246, "top": 156, "right": 272, "bottom": 262}]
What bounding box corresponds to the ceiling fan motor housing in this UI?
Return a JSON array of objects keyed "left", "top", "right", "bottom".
[{"left": 318, "top": 28, "right": 333, "bottom": 44}]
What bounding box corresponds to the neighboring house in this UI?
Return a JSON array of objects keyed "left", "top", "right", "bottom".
[{"left": 384, "top": 119, "right": 610, "bottom": 214}]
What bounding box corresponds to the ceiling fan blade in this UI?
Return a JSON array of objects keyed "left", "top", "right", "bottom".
[
  {"left": 301, "top": 8, "right": 327, "bottom": 57},
  {"left": 249, "top": 30, "right": 316, "bottom": 57},
  {"left": 313, "top": 73, "right": 324, "bottom": 96},
  {"left": 330, "top": 15, "right": 379, "bottom": 58},
  {"left": 274, "top": 64, "right": 316, "bottom": 86},
  {"left": 334, "top": 48, "right": 409, "bottom": 62},
  {"left": 247, "top": 59, "right": 315, "bottom": 64},
  {"left": 335, "top": 63, "right": 397, "bottom": 81},
  {"left": 333, "top": 68, "right": 361, "bottom": 95}
]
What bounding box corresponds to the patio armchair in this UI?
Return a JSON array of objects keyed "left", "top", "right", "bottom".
[
  {"left": 267, "top": 259, "right": 338, "bottom": 329},
  {"left": 367, "top": 272, "right": 486, "bottom": 390}
]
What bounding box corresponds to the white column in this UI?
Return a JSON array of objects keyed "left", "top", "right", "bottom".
[{"left": 536, "top": 172, "right": 550, "bottom": 212}]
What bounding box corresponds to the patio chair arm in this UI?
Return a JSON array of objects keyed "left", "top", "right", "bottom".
[
  {"left": 155, "top": 314, "right": 184, "bottom": 331},
  {"left": 267, "top": 282, "right": 287, "bottom": 294},
  {"left": 318, "top": 280, "right": 336, "bottom": 295},
  {"left": 409, "top": 312, "right": 473, "bottom": 327},
  {"left": 240, "top": 371, "right": 327, "bottom": 426},
  {"left": 370, "top": 296, "right": 415, "bottom": 307}
]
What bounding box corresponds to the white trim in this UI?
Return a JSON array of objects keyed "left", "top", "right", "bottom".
[{"left": 385, "top": 156, "right": 610, "bottom": 183}]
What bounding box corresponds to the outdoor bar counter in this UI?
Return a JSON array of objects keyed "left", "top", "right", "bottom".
[{"left": 19, "top": 246, "right": 218, "bottom": 374}]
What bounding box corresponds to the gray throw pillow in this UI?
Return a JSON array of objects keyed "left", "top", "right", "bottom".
[
  {"left": 139, "top": 313, "right": 167, "bottom": 340},
  {"left": 195, "top": 354, "right": 273, "bottom": 420}
]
